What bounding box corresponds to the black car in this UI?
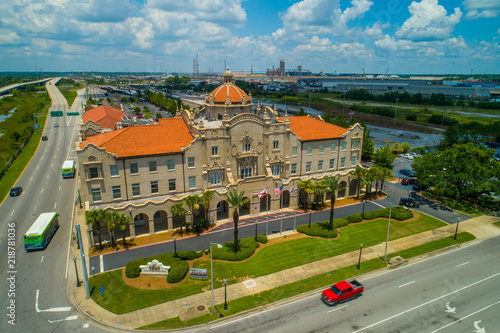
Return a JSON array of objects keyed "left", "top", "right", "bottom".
[
  {"left": 10, "top": 187, "right": 23, "bottom": 197},
  {"left": 412, "top": 182, "right": 427, "bottom": 191},
  {"left": 399, "top": 197, "right": 419, "bottom": 208},
  {"left": 399, "top": 169, "right": 415, "bottom": 177},
  {"left": 42, "top": 135, "right": 48, "bottom": 141}
]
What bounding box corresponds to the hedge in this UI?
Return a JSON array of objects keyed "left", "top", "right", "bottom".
[
  {"left": 380, "top": 206, "right": 414, "bottom": 220},
  {"left": 211, "top": 238, "right": 260, "bottom": 261},
  {"left": 125, "top": 253, "right": 191, "bottom": 281},
  {"left": 167, "top": 260, "right": 189, "bottom": 283},
  {"left": 347, "top": 213, "right": 363, "bottom": 224},
  {"left": 297, "top": 221, "right": 338, "bottom": 238},
  {"left": 256, "top": 234, "right": 268, "bottom": 244},
  {"left": 176, "top": 250, "right": 203, "bottom": 261},
  {"left": 331, "top": 218, "right": 349, "bottom": 228}
]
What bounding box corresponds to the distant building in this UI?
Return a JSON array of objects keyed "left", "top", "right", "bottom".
[{"left": 80, "top": 105, "right": 127, "bottom": 140}]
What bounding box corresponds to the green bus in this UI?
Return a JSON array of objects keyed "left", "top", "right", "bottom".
[
  {"left": 62, "top": 160, "right": 76, "bottom": 178},
  {"left": 24, "top": 212, "right": 59, "bottom": 251}
]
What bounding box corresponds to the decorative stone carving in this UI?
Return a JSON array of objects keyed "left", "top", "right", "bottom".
[
  {"left": 140, "top": 260, "right": 170, "bottom": 276},
  {"left": 231, "top": 144, "right": 237, "bottom": 157},
  {"left": 257, "top": 142, "right": 263, "bottom": 154}
]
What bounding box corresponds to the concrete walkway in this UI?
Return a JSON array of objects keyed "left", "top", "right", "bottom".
[{"left": 69, "top": 215, "right": 500, "bottom": 330}]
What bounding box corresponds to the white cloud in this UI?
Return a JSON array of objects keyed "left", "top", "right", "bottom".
[
  {"left": 396, "top": 0, "right": 462, "bottom": 41},
  {"left": 464, "top": 0, "right": 500, "bottom": 19}
]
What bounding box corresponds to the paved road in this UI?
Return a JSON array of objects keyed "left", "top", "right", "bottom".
[
  {"left": 192, "top": 234, "right": 500, "bottom": 332},
  {"left": 0, "top": 82, "right": 102, "bottom": 332}
]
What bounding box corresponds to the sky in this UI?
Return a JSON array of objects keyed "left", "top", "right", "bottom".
[{"left": 0, "top": 0, "right": 499, "bottom": 74}]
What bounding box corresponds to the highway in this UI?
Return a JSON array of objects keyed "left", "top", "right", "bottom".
[
  {"left": 196, "top": 235, "right": 500, "bottom": 333},
  {"left": 0, "top": 79, "right": 101, "bottom": 332}
]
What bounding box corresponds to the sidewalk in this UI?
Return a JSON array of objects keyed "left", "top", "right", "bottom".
[{"left": 69, "top": 214, "right": 500, "bottom": 330}]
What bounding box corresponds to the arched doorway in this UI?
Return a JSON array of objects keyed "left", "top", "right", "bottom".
[
  {"left": 153, "top": 210, "right": 168, "bottom": 232},
  {"left": 349, "top": 179, "right": 358, "bottom": 197},
  {"left": 172, "top": 211, "right": 185, "bottom": 229},
  {"left": 134, "top": 213, "right": 149, "bottom": 236},
  {"left": 338, "top": 181, "right": 347, "bottom": 198},
  {"left": 282, "top": 190, "right": 290, "bottom": 208},
  {"left": 260, "top": 194, "right": 271, "bottom": 213},
  {"left": 240, "top": 197, "right": 250, "bottom": 216},
  {"left": 217, "top": 200, "right": 228, "bottom": 221},
  {"left": 299, "top": 189, "right": 308, "bottom": 209}
]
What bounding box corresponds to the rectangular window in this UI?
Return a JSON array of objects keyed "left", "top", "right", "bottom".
[
  {"left": 149, "top": 161, "right": 157, "bottom": 172},
  {"left": 187, "top": 157, "right": 195, "bottom": 168},
  {"left": 329, "top": 159, "right": 335, "bottom": 169},
  {"left": 340, "top": 158, "right": 346, "bottom": 168},
  {"left": 292, "top": 146, "right": 298, "bottom": 156},
  {"left": 132, "top": 183, "right": 140, "bottom": 196},
  {"left": 271, "top": 165, "right": 280, "bottom": 176},
  {"left": 242, "top": 143, "right": 251, "bottom": 152},
  {"left": 91, "top": 187, "right": 101, "bottom": 201},
  {"left": 319, "top": 144, "right": 324, "bottom": 154},
  {"left": 211, "top": 146, "right": 219, "bottom": 156},
  {"left": 130, "top": 163, "right": 138, "bottom": 174},
  {"left": 241, "top": 168, "right": 252, "bottom": 178},
  {"left": 351, "top": 155, "right": 357, "bottom": 166},
  {"left": 167, "top": 159, "right": 175, "bottom": 170},
  {"left": 112, "top": 186, "right": 121, "bottom": 199},
  {"left": 110, "top": 165, "right": 119, "bottom": 177},
  {"left": 291, "top": 163, "right": 297, "bottom": 175},
  {"left": 330, "top": 143, "right": 336, "bottom": 152},
  {"left": 88, "top": 167, "right": 99, "bottom": 179},
  {"left": 168, "top": 179, "right": 176, "bottom": 191},
  {"left": 150, "top": 181, "right": 159, "bottom": 194},
  {"left": 273, "top": 140, "right": 279, "bottom": 149},
  {"left": 210, "top": 172, "right": 221, "bottom": 185},
  {"left": 306, "top": 162, "right": 311, "bottom": 173},
  {"left": 306, "top": 146, "right": 312, "bottom": 155},
  {"left": 318, "top": 160, "right": 323, "bottom": 171},
  {"left": 352, "top": 141, "right": 358, "bottom": 150},
  {"left": 188, "top": 176, "right": 196, "bottom": 189},
  {"left": 342, "top": 142, "right": 347, "bottom": 151}
]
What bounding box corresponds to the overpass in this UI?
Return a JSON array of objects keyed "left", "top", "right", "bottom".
[{"left": 0, "top": 77, "right": 57, "bottom": 95}]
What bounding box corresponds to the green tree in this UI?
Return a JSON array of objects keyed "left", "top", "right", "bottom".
[
  {"left": 373, "top": 143, "right": 396, "bottom": 170},
  {"left": 118, "top": 214, "right": 131, "bottom": 246},
  {"left": 401, "top": 142, "right": 411, "bottom": 153},
  {"left": 183, "top": 194, "right": 201, "bottom": 231},
  {"left": 378, "top": 167, "right": 392, "bottom": 194},
  {"left": 105, "top": 211, "right": 119, "bottom": 247},
  {"left": 350, "top": 165, "right": 365, "bottom": 198},
  {"left": 360, "top": 121, "right": 374, "bottom": 161},
  {"left": 313, "top": 181, "right": 327, "bottom": 206},
  {"left": 170, "top": 204, "right": 187, "bottom": 236},
  {"left": 222, "top": 189, "right": 250, "bottom": 253},
  {"left": 322, "top": 175, "right": 345, "bottom": 231},
  {"left": 365, "top": 166, "right": 379, "bottom": 199},
  {"left": 85, "top": 209, "right": 106, "bottom": 249},
  {"left": 200, "top": 190, "right": 216, "bottom": 230},
  {"left": 298, "top": 179, "right": 315, "bottom": 209}
]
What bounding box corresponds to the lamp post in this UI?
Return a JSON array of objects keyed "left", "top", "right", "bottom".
[
  {"left": 342, "top": 92, "right": 346, "bottom": 115},
  {"left": 173, "top": 236, "right": 177, "bottom": 257},
  {"left": 454, "top": 217, "right": 460, "bottom": 240},
  {"left": 394, "top": 98, "right": 399, "bottom": 125},
  {"left": 384, "top": 207, "right": 392, "bottom": 262},
  {"left": 308, "top": 209, "right": 312, "bottom": 228},
  {"left": 357, "top": 244, "right": 363, "bottom": 270},
  {"left": 223, "top": 278, "right": 228, "bottom": 310},
  {"left": 408, "top": 190, "right": 411, "bottom": 199},
  {"left": 73, "top": 257, "right": 81, "bottom": 287},
  {"left": 362, "top": 200, "right": 366, "bottom": 218},
  {"left": 210, "top": 242, "right": 222, "bottom": 315}
]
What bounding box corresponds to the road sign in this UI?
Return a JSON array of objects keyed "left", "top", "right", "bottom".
[
  {"left": 99, "top": 286, "right": 105, "bottom": 294},
  {"left": 50, "top": 111, "right": 63, "bottom": 117},
  {"left": 67, "top": 112, "right": 79, "bottom": 116}
]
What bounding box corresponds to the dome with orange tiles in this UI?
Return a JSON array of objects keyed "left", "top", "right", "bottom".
[{"left": 207, "top": 68, "right": 250, "bottom": 104}]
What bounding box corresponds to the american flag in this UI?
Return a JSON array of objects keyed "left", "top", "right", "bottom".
[{"left": 275, "top": 185, "right": 283, "bottom": 196}]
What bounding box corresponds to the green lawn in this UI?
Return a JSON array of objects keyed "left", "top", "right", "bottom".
[
  {"left": 140, "top": 232, "right": 475, "bottom": 330},
  {"left": 59, "top": 88, "right": 78, "bottom": 108},
  {"left": 91, "top": 213, "right": 445, "bottom": 314}
]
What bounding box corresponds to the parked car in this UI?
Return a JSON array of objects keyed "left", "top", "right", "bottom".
[
  {"left": 486, "top": 142, "right": 498, "bottom": 148},
  {"left": 322, "top": 279, "right": 363, "bottom": 306},
  {"left": 42, "top": 136, "right": 48, "bottom": 141},
  {"left": 10, "top": 187, "right": 23, "bottom": 197},
  {"left": 493, "top": 153, "right": 500, "bottom": 162},
  {"left": 401, "top": 178, "right": 416, "bottom": 185},
  {"left": 399, "top": 197, "right": 419, "bottom": 208},
  {"left": 401, "top": 153, "right": 414, "bottom": 159},
  {"left": 399, "top": 169, "right": 416, "bottom": 177},
  {"left": 410, "top": 152, "right": 419, "bottom": 158},
  {"left": 412, "top": 182, "right": 427, "bottom": 191},
  {"left": 54, "top": 123, "right": 59, "bottom": 127}
]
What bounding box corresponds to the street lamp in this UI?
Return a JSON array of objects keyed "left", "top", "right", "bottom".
[
  {"left": 173, "top": 236, "right": 177, "bottom": 257},
  {"left": 308, "top": 209, "right": 312, "bottom": 228},
  {"left": 342, "top": 92, "right": 346, "bottom": 115},
  {"left": 73, "top": 257, "right": 81, "bottom": 287},
  {"left": 408, "top": 190, "right": 411, "bottom": 199},
  {"left": 394, "top": 98, "right": 399, "bottom": 125},
  {"left": 454, "top": 217, "right": 460, "bottom": 240},
  {"left": 223, "top": 278, "right": 228, "bottom": 310},
  {"left": 357, "top": 244, "right": 363, "bottom": 270},
  {"left": 210, "top": 242, "right": 223, "bottom": 315},
  {"left": 362, "top": 200, "right": 366, "bottom": 218},
  {"left": 384, "top": 207, "right": 392, "bottom": 262}
]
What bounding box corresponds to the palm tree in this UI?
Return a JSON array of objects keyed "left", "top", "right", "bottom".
[
  {"left": 106, "top": 212, "right": 121, "bottom": 247},
  {"left": 200, "top": 190, "right": 216, "bottom": 230},
  {"left": 379, "top": 167, "right": 392, "bottom": 195},
  {"left": 323, "top": 175, "right": 345, "bottom": 231},
  {"left": 298, "top": 179, "right": 315, "bottom": 210},
  {"left": 85, "top": 209, "right": 106, "bottom": 249},
  {"left": 365, "top": 167, "right": 378, "bottom": 199},
  {"left": 183, "top": 194, "right": 201, "bottom": 231},
  {"left": 350, "top": 165, "right": 365, "bottom": 198},
  {"left": 314, "top": 180, "right": 327, "bottom": 207},
  {"left": 222, "top": 188, "right": 250, "bottom": 253},
  {"left": 118, "top": 214, "right": 131, "bottom": 246},
  {"left": 170, "top": 203, "right": 187, "bottom": 236}
]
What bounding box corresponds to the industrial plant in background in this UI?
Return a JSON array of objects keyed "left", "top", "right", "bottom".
[{"left": 266, "top": 60, "right": 312, "bottom": 77}]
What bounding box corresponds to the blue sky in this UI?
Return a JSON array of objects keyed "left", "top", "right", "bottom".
[{"left": 1, "top": 0, "right": 499, "bottom": 74}]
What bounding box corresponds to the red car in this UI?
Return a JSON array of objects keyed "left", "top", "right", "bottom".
[
  {"left": 322, "top": 279, "right": 363, "bottom": 306},
  {"left": 401, "top": 178, "right": 416, "bottom": 185}
]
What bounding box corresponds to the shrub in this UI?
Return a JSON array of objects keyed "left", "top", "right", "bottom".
[
  {"left": 297, "top": 221, "right": 338, "bottom": 238},
  {"left": 362, "top": 210, "right": 381, "bottom": 220},
  {"left": 347, "top": 213, "right": 363, "bottom": 224},
  {"left": 212, "top": 238, "right": 260, "bottom": 261},
  {"left": 167, "top": 260, "right": 189, "bottom": 283},
  {"left": 256, "top": 234, "right": 268, "bottom": 244},
  {"left": 125, "top": 261, "right": 141, "bottom": 278},
  {"left": 331, "top": 218, "right": 349, "bottom": 228},
  {"left": 176, "top": 250, "right": 203, "bottom": 261},
  {"left": 386, "top": 206, "right": 414, "bottom": 220}
]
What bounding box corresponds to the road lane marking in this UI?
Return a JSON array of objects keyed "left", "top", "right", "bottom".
[
  {"left": 41, "top": 256, "right": 44, "bottom": 264},
  {"left": 456, "top": 261, "right": 470, "bottom": 267},
  {"left": 35, "top": 289, "right": 72, "bottom": 313},
  {"left": 398, "top": 281, "right": 415, "bottom": 288},
  {"left": 48, "top": 315, "right": 78, "bottom": 323},
  {"left": 36, "top": 165, "right": 39, "bottom": 170},
  {"left": 352, "top": 272, "right": 500, "bottom": 333},
  {"left": 30, "top": 177, "right": 33, "bottom": 182},
  {"left": 41, "top": 188, "right": 44, "bottom": 193},
  {"left": 11, "top": 210, "right": 15, "bottom": 216},
  {"left": 327, "top": 305, "right": 348, "bottom": 313},
  {"left": 34, "top": 205, "right": 37, "bottom": 211},
  {"left": 431, "top": 299, "right": 500, "bottom": 333},
  {"left": 54, "top": 202, "right": 57, "bottom": 209},
  {"left": 371, "top": 201, "right": 385, "bottom": 208},
  {"left": 47, "top": 174, "right": 50, "bottom": 179},
  {"left": 100, "top": 255, "right": 104, "bottom": 273}
]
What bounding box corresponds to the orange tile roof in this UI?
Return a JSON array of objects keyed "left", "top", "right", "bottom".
[
  {"left": 83, "top": 105, "right": 127, "bottom": 129},
  {"left": 209, "top": 84, "right": 250, "bottom": 103},
  {"left": 80, "top": 118, "right": 194, "bottom": 158},
  {"left": 281, "top": 116, "right": 347, "bottom": 141}
]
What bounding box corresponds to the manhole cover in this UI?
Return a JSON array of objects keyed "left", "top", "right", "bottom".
[{"left": 197, "top": 305, "right": 206, "bottom": 311}]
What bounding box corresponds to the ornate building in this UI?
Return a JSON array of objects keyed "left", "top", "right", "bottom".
[{"left": 76, "top": 68, "right": 363, "bottom": 243}]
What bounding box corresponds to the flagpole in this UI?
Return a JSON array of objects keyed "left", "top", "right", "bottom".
[
  {"left": 294, "top": 182, "right": 297, "bottom": 231},
  {"left": 266, "top": 192, "right": 269, "bottom": 236},
  {"left": 280, "top": 189, "right": 283, "bottom": 234}
]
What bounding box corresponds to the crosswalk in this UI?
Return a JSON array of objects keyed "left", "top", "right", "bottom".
[{"left": 207, "top": 210, "right": 302, "bottom": 233}]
